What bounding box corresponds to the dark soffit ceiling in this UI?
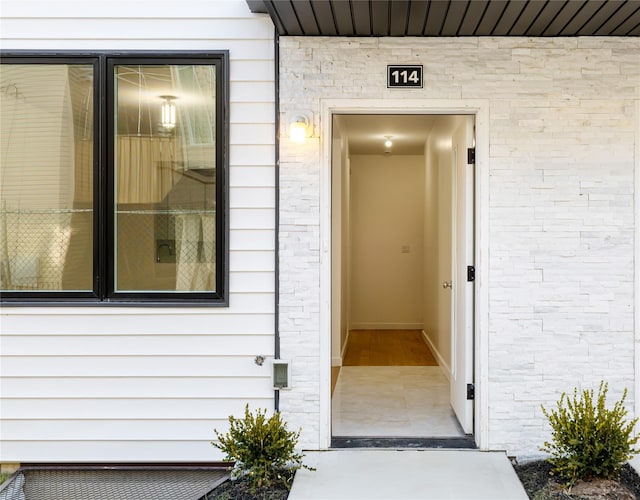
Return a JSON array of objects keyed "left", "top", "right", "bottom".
[{"left": 246, "top": 0, "right": 640, "bottom": 36}]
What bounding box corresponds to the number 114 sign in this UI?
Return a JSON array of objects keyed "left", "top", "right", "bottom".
[{"left": 387, "top": 65, "right": 423, "bottom": 88}]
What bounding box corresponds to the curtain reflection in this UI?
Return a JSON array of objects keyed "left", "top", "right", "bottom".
[
  {"left": 175, "top": 213, "right": 215, "bottom": 291},
  {"left": 116, "top": 136, "right": 179, "bottom": 204}
]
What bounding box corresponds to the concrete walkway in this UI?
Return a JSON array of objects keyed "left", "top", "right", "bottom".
[{"left": 288, "top": 449, "right": 528, "bottom": 500}]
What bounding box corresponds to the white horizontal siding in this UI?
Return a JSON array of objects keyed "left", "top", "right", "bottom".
[
  {"left": 1, "top": 334, "right": 274, "bottom": 355},
  {"left": 1, "top": 420, "right": 237, "bottom": 440},
  {"left": 1, "top": 356, "right": 267, "bottom": 377},
  {"left": 230, "top": 166, "right": 275, "bottom": 187},
  {"left": 230, "top": 230, "right": 274, "bottom": 250},
  {"left": 230, "top": 102, "right": 274, "bottom": 124},
  {"left": 230, "top": 251, "right": 275, "bottom": 272},
  {"left": 229, "top": 187, "right": 275, "bottom": 208},
  {"left": 230, "top": 209, "right": 275, "bottom": 229},
  {"left": 0, "top": 441, "right": 224, "bottom": 462},
  {"left": 1, "top": 39, "right": 274, "bottom": 60},
  {"left": 230, "top": 124, "right": 275, "bottom": 145},
  {"left": 231, "top": 61, "right": 276, "bottom": 82},
  {"left": 1, "top": 377, "right": 270, "bottom": 399},
  {"left": 231, "top": 82, "right": 276, "bottom": 102},
  {"left": 2, "top": 398, "right": 271, "bottom": 419},
  {"left": 230, "top": 145, "right": 275, "bottom": 165},
  {"left": 230, "top": 272, "right": 274, "bottom": 292},
  {"left": 0, "top": 0, "right": 277, "bottom": 462},
  {"left": 1, "top": 19, "right": 274, "bottom": 40},
  {"left": 0, "top": 313, "right": 274, "bottom": 330},
  {"left": 1, "top": 0, "right": 256, "bottom": 18}
]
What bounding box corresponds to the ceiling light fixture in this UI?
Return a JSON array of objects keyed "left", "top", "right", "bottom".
[
  {"left": 384, "top": 136, "right": 393, "bottom": 148},
  {"left": 160, "top": 95, "right": 177, "bottom": 129}
]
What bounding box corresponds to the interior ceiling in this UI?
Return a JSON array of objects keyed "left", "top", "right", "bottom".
[
  {"left": 247, "top": 0, "right": 640, "bottom": 37},
  {"left": 336, "top": 114, "right": 463, "bottom": 155},
  {"left": 116, "top": 66, "right": 176, "bottom": 135}
]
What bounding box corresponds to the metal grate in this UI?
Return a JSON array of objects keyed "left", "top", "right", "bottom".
[{"left": 0, "top": 468, "right": 230, "bottom": 500}]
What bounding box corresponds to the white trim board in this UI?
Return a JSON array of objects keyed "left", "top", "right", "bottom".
[{"left": 319, "top": 98, "right": 490, "bottom": 451}]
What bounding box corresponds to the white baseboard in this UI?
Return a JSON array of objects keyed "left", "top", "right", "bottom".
[
  {"left": 350, "top": 323, "right": 424, "bottom": 330},
  {"left": 421, "top": 330, "right": 451, "bottom": 381},
  {"left": 331, "top": 330, "right": 351, "bottom": 367},
  {"left": 340, "top": 329, "right": 350, "bottom": 361}
]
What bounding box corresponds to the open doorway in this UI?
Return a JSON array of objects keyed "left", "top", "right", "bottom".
[{"left": 330, "top": 113, "right": 475, "bottom": 447}]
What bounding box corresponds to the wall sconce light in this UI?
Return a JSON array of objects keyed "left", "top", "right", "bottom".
[
  {"left": 160, "top": 95, "right": 176, "bottom": 129},
  {"left": 289, "top": 115, "right": 310, "bottom": 143}
]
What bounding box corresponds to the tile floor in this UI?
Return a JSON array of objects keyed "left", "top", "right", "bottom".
[{"left": 332, "top": 366, "right": 464, "bottom": 437}]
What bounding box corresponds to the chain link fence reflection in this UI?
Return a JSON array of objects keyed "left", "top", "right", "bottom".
[{"left": 0, "top": 209, "right": 92, "bottom": 291}]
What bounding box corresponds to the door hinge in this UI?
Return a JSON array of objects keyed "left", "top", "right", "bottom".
[
  {"left": 467, "top": 265, "right": 475, "bottom": 282},
  {"left": 467, "top": 383, "right": 475, "bottom": 400},
  {"left": 467, "top": 147, "right": 476, "bottom": 164}
]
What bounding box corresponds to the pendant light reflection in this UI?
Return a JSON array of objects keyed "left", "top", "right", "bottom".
[{"left": 160, "top": 95, "right": 177, "bottom": 129}]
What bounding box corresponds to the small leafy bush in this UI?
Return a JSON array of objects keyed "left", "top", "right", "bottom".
[
  {"left": 212, "top": 405, "right": 312, "bottom": 494},
  {"left": 541, "top": 381, "right": 639, "bottom": 485}
]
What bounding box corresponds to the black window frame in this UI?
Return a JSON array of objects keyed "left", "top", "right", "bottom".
[{"left": 0, "top": 51, "right": 229, "bottom": 306}]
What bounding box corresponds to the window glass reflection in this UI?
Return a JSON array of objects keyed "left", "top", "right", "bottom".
[
  {"left": 114, "top": 64, "right": 217, "bottom": 292},
  {"left": 0, "top": 64, "right": 94, "bottom": 291}
]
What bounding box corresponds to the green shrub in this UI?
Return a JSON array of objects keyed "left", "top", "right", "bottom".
[
  {"left": 212, "top": 405, "right": 313, "bottom": 494},
  {"left": 541, "top": 381, "right": 639, "bottom": 485}
]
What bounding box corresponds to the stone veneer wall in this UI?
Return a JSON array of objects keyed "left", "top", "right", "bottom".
[{"left": 277, "top": 37, "right": 640, "bottom": 458}]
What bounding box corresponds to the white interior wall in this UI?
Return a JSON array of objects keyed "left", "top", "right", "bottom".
[
  {"left": 349, "top": 154, "right": 425, "bottom": 329},
  {"left": 340, "top": 142, "right": 351, "bottom": 354},
  {"left": 330, "top": 121, "right": 343, "bottom": 365},
  {"left": 423, "top": 136, "right": 437, "bottom": 352}
]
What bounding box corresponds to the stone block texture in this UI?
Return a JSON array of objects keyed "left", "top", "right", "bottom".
[{"left": 277, "top": 36, "right": 640, "bottom": 458}]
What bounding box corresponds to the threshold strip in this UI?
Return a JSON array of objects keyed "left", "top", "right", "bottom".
[{"left": 331, "top": 436, "right": 476, "bottom": 449}]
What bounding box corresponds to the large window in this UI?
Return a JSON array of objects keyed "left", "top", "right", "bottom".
[{"left": 0, "top": 53, "right": 228, "bottom": 304}]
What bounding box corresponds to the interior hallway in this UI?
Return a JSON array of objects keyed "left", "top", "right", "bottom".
[{"left": 332, "top": 330, "right": 464, "bottom": 438}]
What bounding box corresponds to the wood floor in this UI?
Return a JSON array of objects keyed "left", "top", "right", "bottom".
[{"left": 342, "top": 330, "right": 438, "bottom": 366}]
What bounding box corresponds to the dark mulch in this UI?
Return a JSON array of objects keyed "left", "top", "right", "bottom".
[
  {"left": 204, "top": 471, "right": 294, "bottom": 500},
  {"left": 513, "top": 460, "right": 640, "bottom": 499}
]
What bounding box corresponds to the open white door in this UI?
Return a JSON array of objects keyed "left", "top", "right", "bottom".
[{"left": 450, "top": 116, "right": 475, "bottom": 434}]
